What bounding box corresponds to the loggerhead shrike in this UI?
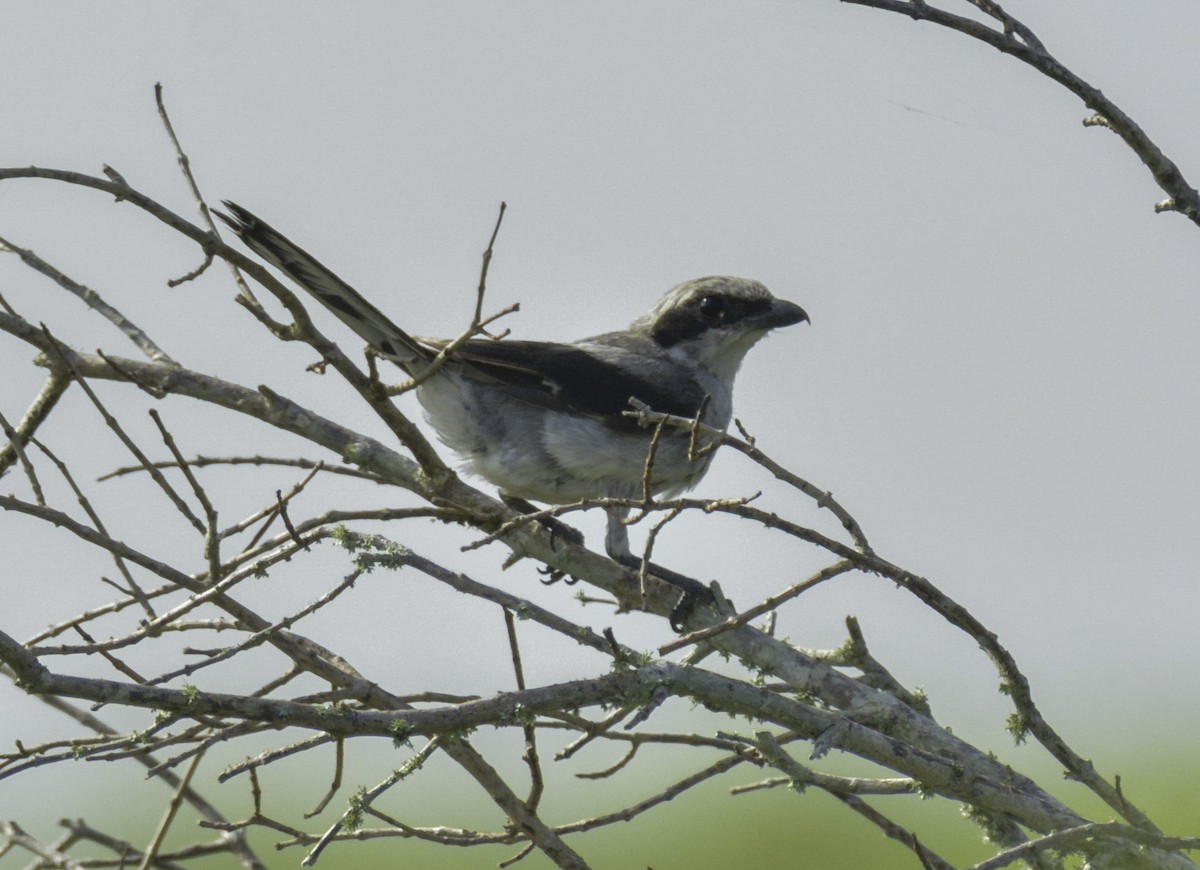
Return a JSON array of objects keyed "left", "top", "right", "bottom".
[{"left": 217, "top": 203, "right": 807, "bottom": 599}]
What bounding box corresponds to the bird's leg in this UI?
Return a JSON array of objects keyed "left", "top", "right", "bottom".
[{"left": 604, "top": 506, "right": 714, "bottom": 631}]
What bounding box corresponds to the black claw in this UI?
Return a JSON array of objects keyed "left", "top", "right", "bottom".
[
  {"left": 668, "top": 589, "right": 694, "bottom": 632},
  {"left": 536, "top": 566, "right": 581, "bottom": 586},
  {"left": 611, "top": 553, "right": 715, "bottom": 632},
  {"left": 501, "top": 494, "right": 584, "bottom": 553}
]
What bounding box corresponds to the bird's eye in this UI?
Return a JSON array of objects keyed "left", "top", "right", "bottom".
[{"left": 697, "top": 295, "right": 725, "bottom": 321}]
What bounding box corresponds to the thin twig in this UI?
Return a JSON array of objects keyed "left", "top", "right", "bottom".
[
  {"left": 40, "top": 326, "right": 206, "bottom": 533},
  {"left": 305, "top": 739, "right": 345, "bottom": 819},
  {"left": 138, "top": 750, "right": 205, "bottom": 870},
  {"left": 302, "top": 739, "right": 442, "bottom": 867},
  {"left": 0, "top": 369, "right": 70, "bottom": 480},
  {"left": 0, "top": 407, "right": 44, "bottom": 505},
  {"left": 844, "top": 0, "right": 1200, "bottom": 224},
  {"left": 32, "top": 438, "right": 156, "bottom": 615},
  {"left": 504, "top": 607, "right": 545, "bottom": 812},
  {"left": 0, "top": 232, "right": 176, "bottom": 363},
  {"left": 156, "top": 82, "right": 258, "bottom": 301}
]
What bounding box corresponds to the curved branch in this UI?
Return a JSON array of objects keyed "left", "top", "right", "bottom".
[{"left": 842, "top": 0, "right": 1200, "bottom": 223}]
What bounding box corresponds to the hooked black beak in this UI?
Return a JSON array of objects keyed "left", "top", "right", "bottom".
[{"left": 761, "top": 299, "right": 809, "bottom": 329}]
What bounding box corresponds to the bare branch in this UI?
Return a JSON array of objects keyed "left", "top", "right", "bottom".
[
  {"left": 0, "top": 369, "right": 70, "bottom": 479},
  {"left": 842, "top": 0, "right": 1200, "bottom": 224},
  {"left": 4, "top": 42, "right": 1198, "bottom": 864},
  {"left": 0, "top": 232, "right": 176, "bottom": 363}
]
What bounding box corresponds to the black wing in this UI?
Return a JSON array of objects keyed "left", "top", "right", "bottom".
[{"left": 441, "top": 339, "right": 708, "bottom": 431}]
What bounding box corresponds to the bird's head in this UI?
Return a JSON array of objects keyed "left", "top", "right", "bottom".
[{"left": 633, "top": 276, "right": 808, "bottom": 381}]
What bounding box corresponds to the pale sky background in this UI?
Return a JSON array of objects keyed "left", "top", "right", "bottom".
[{"left": 2, "top": 2, "right": 1199, "bottom": 866}]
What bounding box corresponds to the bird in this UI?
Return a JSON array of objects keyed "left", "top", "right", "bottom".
[{"left": 217, "top": 202, "right": 808, "bottom": 605}]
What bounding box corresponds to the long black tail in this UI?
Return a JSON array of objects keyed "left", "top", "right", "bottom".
[{"left": 217, "top": 202, "right": 430, "bottom": 369}]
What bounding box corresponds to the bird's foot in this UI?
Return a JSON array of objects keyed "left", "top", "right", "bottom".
[
  {"left": 500, "top": 494, "right": 585, "bottom": 550},
  {"left": 613, "top": 553, "right": 716, "bottom": 632}
]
